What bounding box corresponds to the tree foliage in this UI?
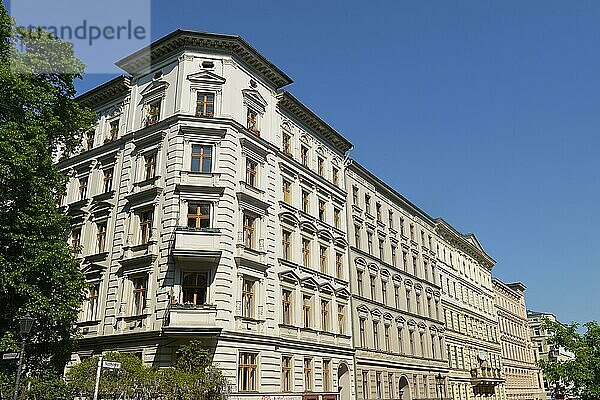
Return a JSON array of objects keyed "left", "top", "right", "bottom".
[
  {"left": 65, "top": 341, "right": 226, "bottom": 400},
  {"left": 0, "top": 0, "right": 95, "bottom": 373},
  {"left": 539, "top": 319, "right": 600, "bottom": 400}
]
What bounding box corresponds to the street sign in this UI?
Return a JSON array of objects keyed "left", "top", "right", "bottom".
[
  {"left": 102, "top": 360, "right": 121, "bottom": 369},
  {"left": 2, "top": 353, "right": 19, "bottom": 360}
]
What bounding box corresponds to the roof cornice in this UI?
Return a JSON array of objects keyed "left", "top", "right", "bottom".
[
  {"left": 115, "top": 29, "right": 293, "bottom": 89},
  {"left": 75, "top": 75, "right": 131, "bottom": 108},
  {"left": 277, "top": 91, "right": 352, "bottom": 153},
  {"left": 435, "top": 218, "right": 496, "bottom": 269}
]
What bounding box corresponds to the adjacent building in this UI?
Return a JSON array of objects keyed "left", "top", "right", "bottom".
[
  {"left": 493, "top": 280, "right": 544, "bottom": 400},
  {"left": 346, "top": 162, "right": 447, "bottom": 400},
  {"left": 435, "top": 221, "right": 506, "bottom": 400},
  {"left": 57, "top": 28, "right": 543, "bottom": 400},
  {"left": 527, "top": 311, "right": 576, "bottom": 399}
]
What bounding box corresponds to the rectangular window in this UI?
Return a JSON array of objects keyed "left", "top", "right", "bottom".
[
  {"left": 385, "top": 325, "right": 391, "bottom": 351},
  {"left": 332, "top": 167, "right": 339, "bottom": 186},
  {"left": 71, "top": 227, "right": 81, "bottom": 254},
  {"left": 359, "top": 318, "right": 366, "bottom": 347},
  {"left": 282, "top": 230, "right": 292, "bottom": 261},
  {"left": 282, "top": 132, "right": 291, "bottom": 155},
  {"left": 394, "top": 286, "right": 400, "bottom": 309},
  {"left": 409, "top": 331, "right": 415, "bottom": 355},
  {"left": 144, "top": 152, "right": 157, "bottom": 180},
  {"left": 365, "top": 194, "right": 371, "bottom": 214},
  {"left": 302, "top": 238, "right": 311, "bottom": 268},
  {"left": 282, "top": 289, "right": 292, "bottom": 325},
  {"left": 357, "top": 270, "right": 363, "bottom": 296},
  {"left": 388, "top": 373, "right": 394, "bottom": 400},
  {"left": 337, "top": 304, "right": 345, "bottom": 335},
  {"left": 96, "top": 222, "right": 107, "bottom": 253},
  {"left": 242, "top": 279, "right": 255, "bottom": 319},
  {"left": 196, "top": 92, "right": 214, "bottom": 117},
  {"left": 403, "top": 251, "right": 408, "bottom": 271},
  {"left": 109, "top": 119, "right": 119, "bottom": 141},
  {"left": 247, "top": 108, "right": 259, "bottom": 133},
  {"left": 355, "top": 225, "right": 361, "bottom": 249},
  {"left": 376, "top": 372, "right": 382, "bottom": 399},
  {"left": 187, "top": 202, "right": 211, "bottom": 229},
  {"left": 388, "top": 210, "right": 394, "bottom": 228},
  {"left": 391, "top": 246, "right": 397, "bottom": 267},
  {"left": 318, "top": 200, "right": 326, "bottom": 222},
  {"left": 301, "top": 145, "right": 309, "bottom": 166},
  {"left": 362, "top": 371, "right": 369, "bottom": 399},
  {"left": 282, "top": 179, "right": 292, "bottom": 204},
  {"left": 282, "top": 356, "right": 292, "bottom": 391},
  {"left": 182, "top": 272, "right": 208, "bottom": 305},
  {"left": 84, "top": 283, "right": 99, "bottom": 321},
  {"left": 238, "top": 353, "right": 257, "bottom": 392},
  {"left": 140, "top": 209, "right": 153, "bottom": 244},
  {"left": 320, "top": 245, "right": 328, "bottom": 273},
  {"left": 86, "top": 131, "right": 94, "bottom": 150},
  {"left": 191, "top": 144, "right": 212, "bottom": 173},
  {"left": 323, "top": 359, "right": 331, "bottom": 391},
  {"left": 397, "top": 327, "right": 404, "bottom": 354},
  {"left": 400, "top": 217, "right": 405, "bottom": 236},
  {"left": 336, "top": 252, "right": 343, "bottom": 279},
  {"left": 406, "top": 289, "right": 411, "bottom": 313},
  {"left": 302, "top": 190, "right": 310, "bottom": 213},
  {"left": 103, "top": 168, "right": 113, "bottom": 193},
  {"left": 352, "top": 186, "right": 358, "bottom": 205},
  {"left": 145, "top": 99, "right": 161, "bottom": 126},
  {"left": 378, "top": 239, "right": 385, "bottom": 260},
  {"left": 370, "top": 275, "right": 376, "bottom": 300},
  {"left": 243, "top": 214, "right": 256, "bottom": 249},
  {"left": 79, "top": 177, "right": 88, "bottom": 200},
  {"left": 376, "top": 203, "right": 382, "bottom": 222},
  {"left": 373, "top": 321, "right": 379, "bottom": 349},
  {"left": 246, "top": 159, "right": 258, "bottom": 187},
  {"left": 321, "top": 299, "right": 329, "bottom": 331},
  {"left": 318, "top": 157, "right": 324, "bottom": 177},
  {"left": 381, "top": 280, "right": 387, "bottom": 305},
  {"left": 303, "top": 295, "right": 312, "bottom": 328},
  {"left": 132, "top": 276, "right": 147, "bottom": 316},
  {"left": 334, "top": 208, "right": 341, "bottom": 229},
  {"left": 304, "top": 358, "right": 313, "bottom": 391},
  {"left": 410, "top": 224, "right": 415, "bottom": 240},
  {"left": 367, "top": 232, "right": 373, "bottom": 254}
]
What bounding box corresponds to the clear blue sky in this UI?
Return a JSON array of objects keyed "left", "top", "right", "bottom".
[{"left": 73, "top": 0, "right": 600, "bottom": 324}]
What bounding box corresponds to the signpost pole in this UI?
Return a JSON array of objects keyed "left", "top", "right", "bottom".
[{"left": 93, "top": 356, "right": 103, "bottom": 400}]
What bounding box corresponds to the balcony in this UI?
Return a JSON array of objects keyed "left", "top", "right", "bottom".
[
  {"left": 173, "top": 227, "right": 222, "bottom": 263},
  {"left": 470, "top": 367, "right": 504, "bottom": 388},
  {"left": 163, "top": 303, "right": 219, "bottom": 334}
]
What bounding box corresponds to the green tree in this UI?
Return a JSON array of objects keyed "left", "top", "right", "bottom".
[
  {"left": 0, "top": 0, "right": 95, "bottom": 376},
  {"left": 539, "top": 319, "right": 600, "bottom": 400}
]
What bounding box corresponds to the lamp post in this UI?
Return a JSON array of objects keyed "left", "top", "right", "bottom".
[
  {"left": 435, "top": 373, "right": 444, "bottom": 400},
  {"left": 12, "top": 313, "right": 35, "bottom": 400}
]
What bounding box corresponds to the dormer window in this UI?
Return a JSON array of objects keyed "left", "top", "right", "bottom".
[
  {"left": 145, "top": 100, "right": 161, "bottom": 127},
  {"left": 108, "top": 119, "right": 119, "bottom": 142},
  {"left": 196, "top": 92, "right": 214, "bottom": 117},
  {"left": 247, "top": 108, "right": 259, "bottom": 135}
]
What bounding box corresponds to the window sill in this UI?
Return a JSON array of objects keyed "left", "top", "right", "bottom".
[
  {"left": 135, "top": 175, "right": 160, "bottom": 187},
  {"left": 176, "top": 226, "right": 220, "bottom": 234},
  {"left": 170, "top": 303, "right": 216, "bottom": 310}
]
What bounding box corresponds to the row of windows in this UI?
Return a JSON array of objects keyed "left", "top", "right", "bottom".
[
  {"left": 281, "top": 288, "right": 346, "bottom": 335},
  {"left": 82, "top": 275, "right": 148, "bottom": 322},
  {"left": 444, "top": 309, "right": 498, "bottom": 343},
  {"left": 359, "top": 370, "right": 441, "bottom": 400},
  {"left": 282, "top": 178, "right": 343, "bottom": 230},
  {"left": 357, "top": 316, "right": 443, "bottom": 359},
  {"left": 442, "top": 275, "right": 495, "bottom": 316},
  {"left": 283, "top": 132, "right": 341, "bottom": 188},
  {"left": 355, "top": 269, "right": 441, "bottom": 320},
  {"left": 501, "top": 341, "right": 536, "bottom": 364},
  {"left": 353, "top": 225, "right": 438, "bottom": 286},
  {"left": 282, "top": 229, "right": 345, "bottom": 279},
  {"left": 499, "top": 316, "right": 529, "bottom": 340},
  {"left": 238, "top": 352, "right": 336, "bottom": 393},
  {"left": 447, "top": 344, "right": 501, "bottom": 371}
]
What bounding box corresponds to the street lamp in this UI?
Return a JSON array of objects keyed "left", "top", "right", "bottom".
[
  {"left": 13, "top": 313, "right": 35, "bottom": 400},
  {"left": 435, "top": 373, "right": 444, "bottom": 400}
]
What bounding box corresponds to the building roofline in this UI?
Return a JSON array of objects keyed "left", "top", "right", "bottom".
[
  {"left": 435, "top": 218, "right": 496, "bottom": 269},
  {"left": 115, "top": 29, "right": 293, "bottom": 89},
  {"left": 75, "top": 75, "right": 131, "bottom": 108},
  {"left": 347, "top": 160, "right": 436, "bottom": 224},
  {"left": 492, "top": 277, "right": 526, "bottom": 296},
  {"left": 277, "top": 91, "right": 353, "bottom": 153}
]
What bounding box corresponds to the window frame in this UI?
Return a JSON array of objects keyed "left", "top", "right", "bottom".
[{"left": 190, "top": 144, "right": 213, "bottom": 173}]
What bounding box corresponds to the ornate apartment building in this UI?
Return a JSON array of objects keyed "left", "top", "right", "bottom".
[
  {"left": 59, "top": 30, "right": 355, "bottom": 400},
  {"left": 346, "top": 162, "right": 448, "bottom": 400},
  {"left": 58, "top": 28, "right": 542, "bottom": 400},
  {"left": 493, "top": 280, "right": 544, "bottom": 400},
  {"left": 435, "top": 221, "right": 506, "bottom": 400}
]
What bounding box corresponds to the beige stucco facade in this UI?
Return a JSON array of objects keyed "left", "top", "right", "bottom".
[{"left": 493, "top": 280, "right": 544, "bottom": 400}]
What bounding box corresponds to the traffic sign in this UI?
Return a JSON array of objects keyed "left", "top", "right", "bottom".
[
  {"left": 2, "top": 353, "right": 19, "bottom": 360},
  {"left": 102, "top": 360, "right": 121, "bottom": 369}
]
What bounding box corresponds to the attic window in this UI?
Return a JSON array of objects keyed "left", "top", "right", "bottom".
[{"left": 202, "top": 61, "right": 214, "bottom": 69}]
